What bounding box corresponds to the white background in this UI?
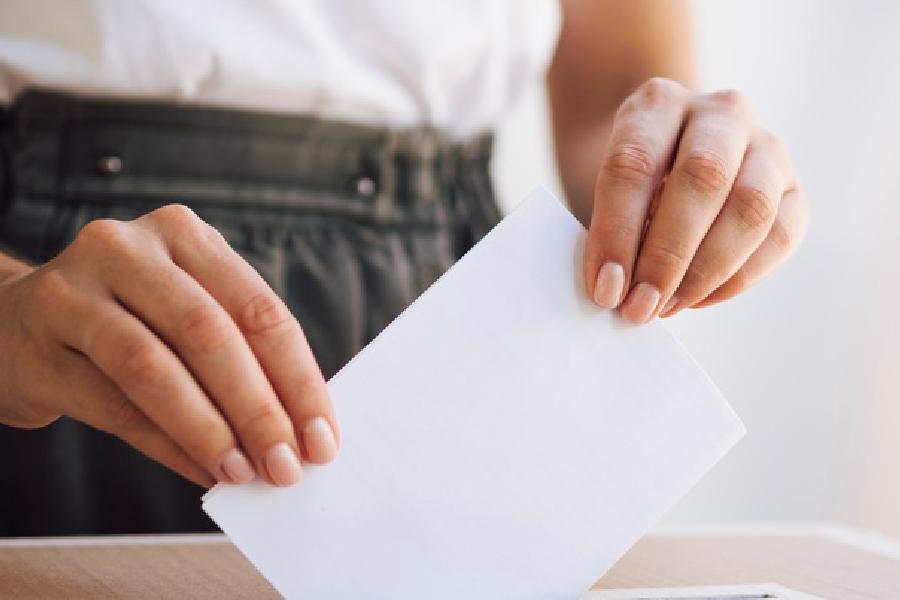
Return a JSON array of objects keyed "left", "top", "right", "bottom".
[{"left": 492, "top": 0, "right": 900, "bottom": 537}]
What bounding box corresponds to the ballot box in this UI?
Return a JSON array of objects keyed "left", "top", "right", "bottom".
[{"left": 1, "top": 526, "right": 898, "bottom": 599}]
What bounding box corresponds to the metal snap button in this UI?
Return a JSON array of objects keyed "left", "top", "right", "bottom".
[
  {"left": 97, "top": 155, "right": 123, "bottom": 175},
  {"left": 356, "top": 176, "right": 377, "bottom": 196}
]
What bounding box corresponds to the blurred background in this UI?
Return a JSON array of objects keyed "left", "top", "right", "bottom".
[{"left": 493, "top": 0, "right": 900, "bottom": 538}]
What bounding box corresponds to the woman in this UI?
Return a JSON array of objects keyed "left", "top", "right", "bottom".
[{"left": 0, "top": 0, "right": 807, "bottom": 535}]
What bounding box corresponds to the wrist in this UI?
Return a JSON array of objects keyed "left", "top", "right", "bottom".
[{"left": 0, "top": 257, "right": 56, "bottom": 429}]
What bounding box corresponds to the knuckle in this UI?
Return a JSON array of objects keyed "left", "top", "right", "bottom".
[
  {"left": 731, "top": 267, "right": 751, "bottom": 290},
  {"left": 30, "top": 267, "right": 70, "bottom": 303},
  {"left": 151, "top": 204, "right": 219, "bottom": 241},
  {"left": 107, "top": 395, "right": 145, "bottom": 433},
  {"left": 592, "top": 214, "right": 642, "bottom": 245},
  {"left": 238, "top": 292, "right": 294, "bottom": 338},
  {"left": 731, "top": 184, "right": 776, "bottom": 231},
  {"left": 767, "top": 218, "right": 795, "bottom": 253},
  {"left": 615, "top": 93, "right": 644, "bottom": 119},
  {"left": 236, "top": 402, "right": 282, "bottom": 441},
  {"left": 117, "top": 339, "right": 162, "bottom": 385},
  {"left": 721, "top": 267, "right": 751, "bottom": 298},
  {"left": 602, "top": 142, "right": 658, "bottom": 185},
  {"left": 166, "top": 444, "right": 199, "bottom": 479},
  {"left": 179, "top": 303, "right": 235, "bottom": 354},
  {"left": 75, "top": 219, "right": 133, "bottom": 254},
  {"left": 679, "top": 149, "right": 731, "bottom": 193},
  {"left": 191, "top": 416, "right": 232, "bottom": 460},
  {"left": 680, "top": 261, "right": 718, "bottom": 299},
  {"left": 286, "top": 368, "right": 328, "bottom": 409},
  {"left": 153, "top": 204, "right": 228, "bottom": 250},
  {"left": 152, "top": 203, "right": 200, "bottom": 227},
  {"left": 709, "top": 88, "right": 748, "bottom": 112},
  {"left": 641, "top": 239, "right": 693, "bottom": 273},
  {"left": 636, "top": 77, "right": 680, "bottom": 105}
]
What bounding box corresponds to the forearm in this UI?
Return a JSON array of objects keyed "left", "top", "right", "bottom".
[
  {"left": 547, "top": 0, "right": 696, "bottom": 226},
  {"left": 549, "top": 106, "right": 616, "bottom": 227}
]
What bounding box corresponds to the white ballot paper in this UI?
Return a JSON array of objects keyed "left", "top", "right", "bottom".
[{"left": 203, "top": 187, "right": 746, "bottom": 599}]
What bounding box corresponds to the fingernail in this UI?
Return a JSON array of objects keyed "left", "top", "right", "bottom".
[
  {"left": 302, "top": 416, "right": 339, "bottom": 464},
  {"left": 220, "top": 448, "right": 255, "bottom": 484},
  {"left": 620, "top": 283, "right": 661, "bottom": 325},
  {"left": 660, "top": 296, "right": 679, "bottom": 317},
  {"left": 592, "top": 262, "right": 625, "bottom": 308},
  {"left": 264, "top": 442, "right": 303, "bottom": 486}
]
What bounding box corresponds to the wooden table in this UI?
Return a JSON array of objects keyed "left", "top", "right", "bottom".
[{"left": 2, "top": 525, "right": 898, "bottom": 598}]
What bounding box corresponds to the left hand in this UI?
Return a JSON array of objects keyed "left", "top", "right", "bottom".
[{"left": 584, "top": 77, "right": 808, "bottom": 324}]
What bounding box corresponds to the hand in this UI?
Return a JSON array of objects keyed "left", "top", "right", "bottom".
[
  {"left": 584, "top": 78, "right": 809, "bottom": 324},
  {"left": 0, "top": 205, "right": 339, "bottom": 488}
]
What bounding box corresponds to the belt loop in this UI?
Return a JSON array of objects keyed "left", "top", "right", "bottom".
[
  {"left": 405, "top": 126, "right": 451, "bottom": 213},
  {"left": 370, "top": 129, "right": 398, "bottom": 222},
  {"left": 412, "top": 128, "right": 435, "bottom": 204}
]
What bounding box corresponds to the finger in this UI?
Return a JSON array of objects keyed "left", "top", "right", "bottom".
[
  {"left": 27, "top": 329, "right": 214, "bottom": 487},
  {"left": 621, "top": 90, "right": 753, "bottom": 324},
  {"left": 693, "top": 186, "right": 808, "bottom": 308},
  {"left": 585, "top": 78, "right": 689, "bottom": 309},
  {"left": 79, "top": 303, "right": 249, "bottom": 485},
  {"left": 141, "top": 205, "right": 338, "bottom": 465},
  {"left": 662, "top": 134, "right": 790, "bottom": 315},
  {"left": 44, "top": 243, "right": 250, "bottom": 485},
  {"left": 55, "top": 348, "right": 215, "bottom": 488},
  {"left": 101, "top": 229, "right": 304, "bottom": 485}
]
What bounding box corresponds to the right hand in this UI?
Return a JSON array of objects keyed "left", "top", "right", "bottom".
[{"left": 0, "top": 204, "right": 339, "bottom": 488}]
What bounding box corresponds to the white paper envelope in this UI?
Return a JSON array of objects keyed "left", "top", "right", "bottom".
[{"left": 203, "top": 187, "right": 746, "bottom": 599}]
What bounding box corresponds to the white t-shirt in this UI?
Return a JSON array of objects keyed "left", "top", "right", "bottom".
[{"left": 0, "top": 0, "right": 561, "bottom": 139}]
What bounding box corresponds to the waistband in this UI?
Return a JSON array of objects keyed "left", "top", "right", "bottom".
[{"left": 0, "top": 88, "right": 494, "bottom": 225}]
